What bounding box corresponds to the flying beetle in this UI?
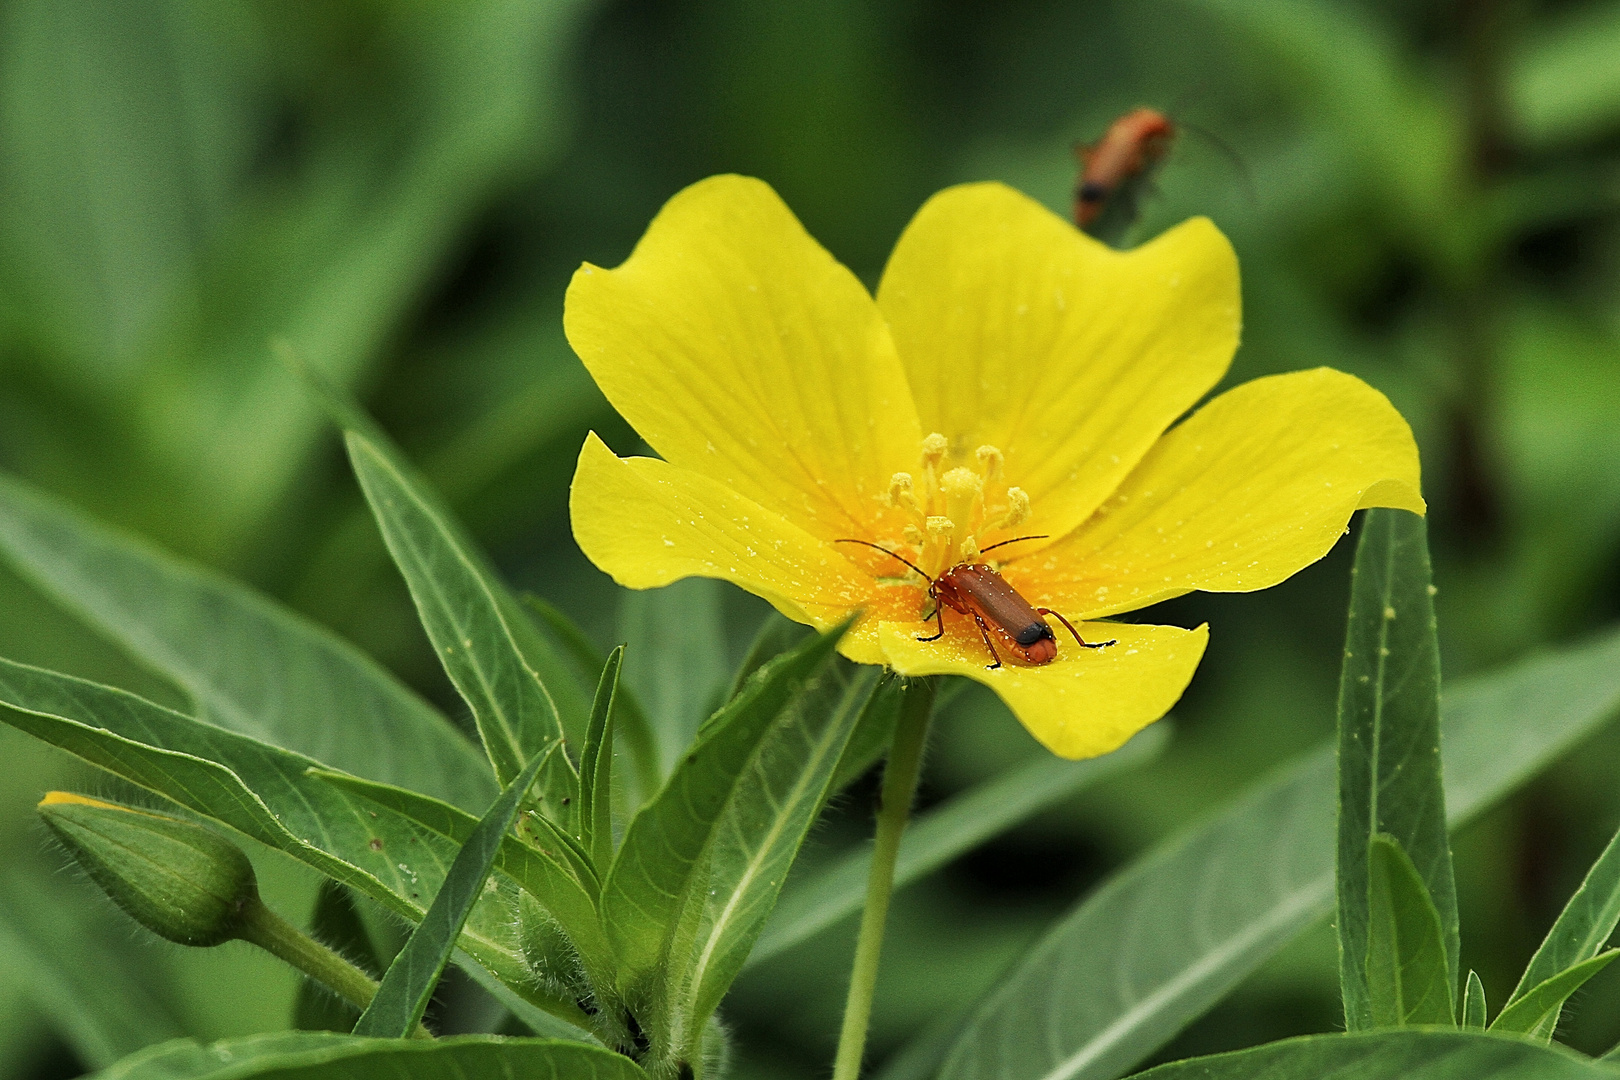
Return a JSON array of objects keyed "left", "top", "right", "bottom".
[
  {"left": 836, "top": 537, "right": 1116, "bottom": 670},
  {"left": 1073, "top": 106, "right": 1176, "bottom": 237}
]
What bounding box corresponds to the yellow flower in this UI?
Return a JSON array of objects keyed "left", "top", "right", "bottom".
[{"left": 566, "top": 176, "right": 1423, "bottom": 760}]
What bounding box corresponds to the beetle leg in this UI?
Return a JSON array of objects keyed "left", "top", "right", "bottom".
[
  {"left": 916, "top": 598, "right": 946, "bottom": 643},
  {"left": 970, "top": 611, "right": 1003, "bottom": 669},
  {"left": 1038, "top": 608, "right": 1116, "bottom": 649}
]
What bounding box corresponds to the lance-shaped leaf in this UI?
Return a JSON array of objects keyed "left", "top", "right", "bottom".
[
  {"left": 580, "top": 647, "right": 623, "bottom": 871},
  {"left": 935, "top": 624, "right": 1620, "bottom": 1080},
  {"left": 599, "top": 625, "right": 851, "bottom": 1043},
  {"left": 1127, "top": 1028, "right": 1620, "bottom": 1080},
  {"left": 1501, "top": 819, "right": 1620, "bottom": 1039},
  {"left": 0, "top": 471, "right": 495, "bottom": 811},
  {"left": 664, "top": 665, "right": 877, "bottom": 1056},
  {"left": 1365, "top": 834, "right": 1455, "bottom": 1027},
  {"left": 293, "top": 362, "right": 595, "bottom": 749},
  {"left": 1338, "top": 509, "right": 1457, "bottom": 1029},
  {"left": 310, "top": 768, "right": 615, "bottom": 995},
  {"left": 344, "top": 432, "right": 565, "bottom": 791},
  {"left": 1492, "top": 951, "right": 1620, "bottom": 1038},
  {"left": 89, "top": 1033, "right": 649, "bottom": 1080},
  {"left": 0, "top": 655, "right": 585, "bottom": 1029},
  {"left": 751, "top": 723, "right": 1167, "bottom": 967},
  {"left": 1462, "top": 971, "right": 1488, "bottom": 1030},
  {"left": 355, "top": 748, "right": 548, "bottom": 1037}
]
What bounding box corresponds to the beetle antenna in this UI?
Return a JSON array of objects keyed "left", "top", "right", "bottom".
[
  {"left": 978, "top": 534, "right": 1050, "bottom": 555},
  {"left": 834, "top": 539, "right": 933, "bottom": 583}
]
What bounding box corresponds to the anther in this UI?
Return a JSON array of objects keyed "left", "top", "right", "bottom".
[
  {"left": 975, "top": 445, "right": 1004, "bottom": 484},
  {"left": 902, "top": 524, "right": 923, "bottom": 546},
  {"left": 887, "top": 472, "right": 922, "bottom": 516},
  {"left": 926, "top": 516, "right": 954, "bottom": 539},
  {"left": 1004, "top": 486, "right": 1031, "bottom": 528},
  {"left": 921, "top": 433, "right": 949, "bottom": 467}
]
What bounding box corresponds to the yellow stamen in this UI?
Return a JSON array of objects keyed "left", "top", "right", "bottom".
[
  {"left": 975, "top": 445, "right": 1003, "bottom": 485},
  {"left": 941, "top": 467, "right": 984, "bottom": 559}
]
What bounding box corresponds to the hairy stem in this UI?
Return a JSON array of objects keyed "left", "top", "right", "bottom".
[{"left": 237, "top": 893, "right": 432, "bottom": 1039}]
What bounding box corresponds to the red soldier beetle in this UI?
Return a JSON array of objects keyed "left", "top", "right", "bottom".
[
  {"left": 835, "top": 537, "right": 1116, "bottom": 670},
  {"left": 1073, "top": 106, "right": 1176, "bottom": 229}
]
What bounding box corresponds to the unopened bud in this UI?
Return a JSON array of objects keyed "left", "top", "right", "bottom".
[{"left": 38, "top": 792, "right": 257, "bottom": 947}]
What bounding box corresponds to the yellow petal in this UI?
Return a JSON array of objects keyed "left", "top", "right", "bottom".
[
  {"left": 879, "top": 620, "right": 1208, "bottom": 759},
  {"left": 565, "top": 174, "right": 920, "bottom": 543},
  {"left": 1024, "top": 368, "right": 1426, "bottom": 619},
  {"left": 876, "top": 183, "right": 1239, "bottom": 543},
  {"left": 570, "top": 432, "right": 894, "bottom": 664}
]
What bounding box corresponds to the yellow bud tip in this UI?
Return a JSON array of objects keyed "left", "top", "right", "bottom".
[{"left": 39, "top": 791, "right": 120, "bottom": 811}]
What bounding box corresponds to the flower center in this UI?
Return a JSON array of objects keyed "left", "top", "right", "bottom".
[{"left": 883, "top": 434, "right": 1030, "bottom": 579}]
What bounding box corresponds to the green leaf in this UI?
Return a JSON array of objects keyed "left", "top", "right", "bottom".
[
  {"left": 0, "top": 471, "right": 495, "bottom": 811},
  {"left": 0, "top": 870, "right": 184, "bottom": 1068},
  {"left": 355, "top": 747, "right": 548, "bottom": 1037},
  {"left": 521, "top": 595, "right": 659, "bottom": 807},
  {"left": 1462, "top": 971, "right": 1488, "bottom": 1030},
  {"left": 308, "top": 769, "right": 615, "bottom": 998},
  {"left": 667, "top": 665, "right": 876, "bottom": 1057},
  {"left": 1502, "top": 817, "right": 1620, "bottom": 1039},
  {"left": 600, "top": 623, "right": 851, "bottom": 1055},
  {"left": 581, "top": 647, "right": 623, "bottom": 872},
  {"left": 293, "top": 882, "right": 380, "bottom": 1032},
  {"left": 750, "top": 723, "right": 1167, "bottom": 967},
  {"left": 618, "top": 578, "right": 730, "bottom": 777},
  {"left": 1128, "top": 1028, "right": 1620, "bottom": 1080},
  {"left": 0, "top": 654, "right": 585, "bottom": 1028},
  {"left": 1338, "top": 509, "right": 1457, "bottom": 1030},
  {"left": 1492, "top": 950, "right": 1620, "bottom": 1038},
  {"left": 726, "top": 612, "right": 811, "bottom": 702},
  {"left": 344, "top": 431, "right": 565, "bottom": 790},
  {"left": 89, "top": 1033, "right": 648, "bottom": 1080},
  {"left": 935, "top": 624, "right": 1620, "bottom": 1080},
  {"left": 292, "top": 357, "right": 594, "bottom": 755},
  {"left": 1365, "top": 834, "right": 1455, "bottom": 1027}
]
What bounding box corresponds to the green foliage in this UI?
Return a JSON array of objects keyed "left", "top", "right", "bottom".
[
  {"left": 0, "top": 472, "right": 495, "bottom": 811},
  {"left": 88, "top": 1033, "right": 650, "bottom": 1080},
  {"left": 1364, "top": 835, "right": 1455, "bottom": 1028},
  {"left": 1130, "top": 1029, "right": 1620, "bottom": 1080},
  {"left": 1492, "top": 952, "right": 1620, "bottom": 1038},
  {"left": 602, "top": 626, "right": 866, "bottom": 1066},
  {"left": 934, "top": 626, "right": 1620, "bottom": 1080},
  {"left": 1338, "top": 510, "right": 1456, "bottom": 1030},
  {"left": 354, "top": 749, "right": 549, "bottom": 1038},
  {"left": 345, "top": 433, "right": 567, "bottom": 794},
  {"left": 1462, "top": 972, "right": 1488, "bottom": 1031},
  {"left": 1501, "top": 820, "right": 1620, "bottom": 1039}
]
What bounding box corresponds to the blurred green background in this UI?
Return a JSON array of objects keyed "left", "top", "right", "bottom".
[{"left": 1, "top": 0, "right": 1619, "bottom": 1077}]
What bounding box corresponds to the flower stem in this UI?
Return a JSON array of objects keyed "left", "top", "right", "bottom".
[
  {"left": 236, "top": 893, "right": 432, "bottom": 1039},
  {"left": 833, "top": 676, "right": 936, "bottom": 1080}
]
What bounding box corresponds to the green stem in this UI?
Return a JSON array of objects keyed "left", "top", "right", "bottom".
[
  {"left": 833, "top": 676, "right": 936, "bottom": 1080},
  {"left": 236, "top": 894, "right": 432, "bottom": 1039}
]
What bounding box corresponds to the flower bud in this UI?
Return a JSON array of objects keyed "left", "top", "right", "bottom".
[{"left": 38, "top": 792, "right": 257, "bottom": 947}]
